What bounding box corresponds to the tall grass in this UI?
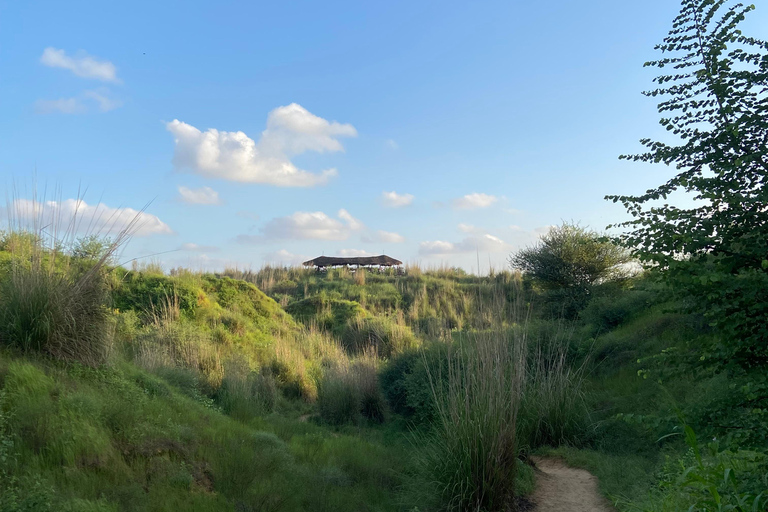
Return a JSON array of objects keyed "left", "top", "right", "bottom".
[
  {"left": 318, "top": 350, "right": 386, "bottom": 425},
  {"left": 0, "top": 195, "right": 138, "bottom": 366},
  {"left": 518, "top": 322, "right": 590, "bottom": 451},
  {"left": 416, "top": 288, "right": 590, "bottom": 510},
  {"left": 419, "top": 330, "right": 527, "bottom": 511}
]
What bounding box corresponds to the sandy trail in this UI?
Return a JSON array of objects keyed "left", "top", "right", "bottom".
[{"left": 531, "top": 457, "right": 614, "bottom": 512}]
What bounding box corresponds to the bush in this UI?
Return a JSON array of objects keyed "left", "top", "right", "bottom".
[
  {"left": 650, "top": 425, "right": 768, "bottom": 512},
  {"left": 341, "top": 317, "right": 418, "bottom": 358},
  {"left": 517, "top": 329, "right": 591, "bottom": 451},
  {"left": 286, "top": 296, "right": 368, "bottom": 334},
  {"left": 216, "top": 359, "right": 277, "bottom": 421},
  {"left": 0, "top": 260, "right": 112, "bottom": 366},
  {"left": 580, "top": 285, "right": 654, "bottom": 336},
  {"left": 318, "top": 357, "right": 385, "bottom": 425},
  {"left": 379, "top": 343, "right": 450, "bottom": 424}
]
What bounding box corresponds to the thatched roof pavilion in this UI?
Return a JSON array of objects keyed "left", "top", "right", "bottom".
[{"left": 303, "top": 255, "right": 402, "bottom": 269}]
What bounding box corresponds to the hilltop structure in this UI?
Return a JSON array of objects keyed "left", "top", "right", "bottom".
[{"left": 303, "top": 255, "right": 402, "bottom": 270}]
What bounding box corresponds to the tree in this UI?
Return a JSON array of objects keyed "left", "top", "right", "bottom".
[
  {"left": 510, "top": 223, "right": 631, "bottom": 317},
  {"left": 607, "top": 0, "right": 768, "bottom": 369}
]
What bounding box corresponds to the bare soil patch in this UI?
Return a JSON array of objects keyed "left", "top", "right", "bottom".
[{"left": 531, "top": 456, "right": 614, "bottom": 512}]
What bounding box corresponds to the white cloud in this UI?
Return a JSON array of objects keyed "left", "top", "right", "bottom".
[
  {"left": 263, "top": 249, "right": 307, "bottom": 266},
  {"left": 179, "top": 242, "right": 219, "bottom": 252},
  {"left": 451, "top": 193, "right": 498, "bottom": 210},
  {"left": 82, "top": 89, "right": 122, "bottom": 112},
  {"left": 337, "top": 208, "right": 364, "bottom": 231},
  {"left": 40, "top": 47, "right": 119, "bottom": 82},
  {"left": 385, "top": 139, "right": 399, "bottom": 150},
  {"left": 239, "top": 209, "right": 362, "bottom": 243},
  {"left": 35, "top": 89, "right": 121, "bottom": 115},
  {"left": 419, "top": 234, "right": 508, "bottom": 255},
  {"left": 11, "top": 199, "right": 171, "bottom": 237},
  {"left": 337, "top": 249, "right": 376, "bottom": 257},
  {"left": 34, "top": 97, "right": 86, "bottom": 114},
  {"left": 166, "top": 103, "right": 356, "bottom": 187},
  {"left": 177, "top": 186, "right": 221, "bottom": 205},
  {"left": 535, "top": 225, "right": 556, "bottom": 234},
  {"left": 457, "top": 223, "right": 481, "bottom": 233},
  {"left": 376, "top": 230, "right": 405, "bottom": 243},
  {"left": 362, "top": 230, "right": 405, "bottom": 244},
  {"left": 381, "top": 191, "right": 414, "bottom": 208}
]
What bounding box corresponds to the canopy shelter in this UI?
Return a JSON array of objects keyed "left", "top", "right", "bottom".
[{"left": 302, "top": 255, "right": 402, "bottom": 269}]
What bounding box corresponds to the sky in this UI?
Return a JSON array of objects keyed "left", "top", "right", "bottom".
[{"left": 2, "top": 0, "right": 767, "bottom": 273}]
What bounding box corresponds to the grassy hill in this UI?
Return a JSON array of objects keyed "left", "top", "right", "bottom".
[{"left": 0, "top": 232, "right": 766, "bottom": 511}]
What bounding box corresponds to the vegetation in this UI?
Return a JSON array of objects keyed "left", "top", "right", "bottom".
[
  {"left": 1, "top": 1, "right": 766, "bottom": 511},
  {"left": 607, "top": 0, "right": 768, "bottom": 371},
  {"left": 509, "top": 223, "right": 632, "bottom": 319}
]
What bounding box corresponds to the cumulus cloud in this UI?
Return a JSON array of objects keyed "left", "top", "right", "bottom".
[
  {"left": 238, "top": 209, "right": 363, "bottom": 243},
  {"left": 166, "top": 103, "right": 356, "bottom": 187},
  {"left": 381, "top": 191, "right": 414, "bottom": 208},
  {"left": 337, "top": 208, "right": 364, "bottom": 231},
  {"left": 35, "top": 89, "right": 121, "bottom": 115},
  {"left": 451, "top": 193, "right": 498, "bottom": 210},
  {"left": 40, "top": 47, "right": 119, "bottom": 82},
  {"left": 11, "top": 198, "right": 171, "bottom": 237},
  {"left": 177, "top": 186, "right": 221, "bottom": 205},
  {"left": 419, "top": 234, "right": 508, "bottom": 255}
]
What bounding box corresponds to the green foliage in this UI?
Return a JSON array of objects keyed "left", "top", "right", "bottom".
[
  {"left": 518, "top": 330, "right": 591, "bottom": 451},
  {"left": 285, "top": 295, "right": 368, "bottom": 334},
  {"left": 0, "top": 255, "right": 111, "bottom": 367},
  {"left": 579, "top": 283, "right": 655, "bottom": 336},
  {"left": 340, "top": 317, "right": 418, "bottom": 357},
  {"left": 0, "top": 353, "right": 411, "bottom": 511},
  {"left": 216, "top": 360, "right": 277, "bottom": 421},
  {"left": 416, "top": 332, "right": 524, "bottom": 512},
  {"left": 607, "top": 0, "right": 768, "bottom": 371},
  {"left": 653, "top": 424, "right": 768, "bottom": 512},
  {"left": 318, "top": 359, "right": 386, "bottom": 425},
  {"left": 71, "top": 235, "right": 112, "bottom": 262},
  {"left": 510, "top": 223, "right": 631, "bottom": 318},
  {"left": 112, "top": 271, "right": 201, "bottom": 317},
  {"left": 379, "top": 343, "right": 451, "bottom": 424}
]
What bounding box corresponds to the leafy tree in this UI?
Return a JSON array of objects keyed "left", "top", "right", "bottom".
[
  {"left": 71, "top": 235, "right": 112, "bottom": 261},
  {"left": 607, "top": 0, "right": 768, "bottom": 369},
  {"left": 510, "top": 223, "right": 631, "bottom": 317}
]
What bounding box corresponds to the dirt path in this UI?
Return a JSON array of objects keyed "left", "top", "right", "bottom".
[{"left": 531, "top": 457, "right": 614, "bottom": 512}]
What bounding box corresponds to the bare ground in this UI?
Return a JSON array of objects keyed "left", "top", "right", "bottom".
[{"left": 530, "top": 457, "right": 614, "bottom": 512}]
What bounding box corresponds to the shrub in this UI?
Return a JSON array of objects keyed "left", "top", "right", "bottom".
[
  {"left": 216, "top": 358, "right": 277, "bottom": 421},
  {"left": 341, "top": 317, "right": 418, "bottom": 358},
  {"left": 517, "top": 327, "right": 591, "bottom": 451},
  {"left": 318, "top": 356, "right": 386, "bottom": 425},
  {"left": 650, "top": 425, "right": 768, "bottom": 512},
  {"left": 0, "top": 254, "right": 112, "bottom": 366},
  {"left": 379, "top": 343, "right": 450, "bottom": 423},
  {"left": 580, "top": 285, "right": 654, "bottom": 335},
  {"left": 286, "top": 296, "right": 368, "bottom": 334}
]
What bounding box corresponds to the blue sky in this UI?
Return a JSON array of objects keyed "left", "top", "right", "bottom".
[{"left": 2, "top": 0, "right": 767, "bottom": 272}]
